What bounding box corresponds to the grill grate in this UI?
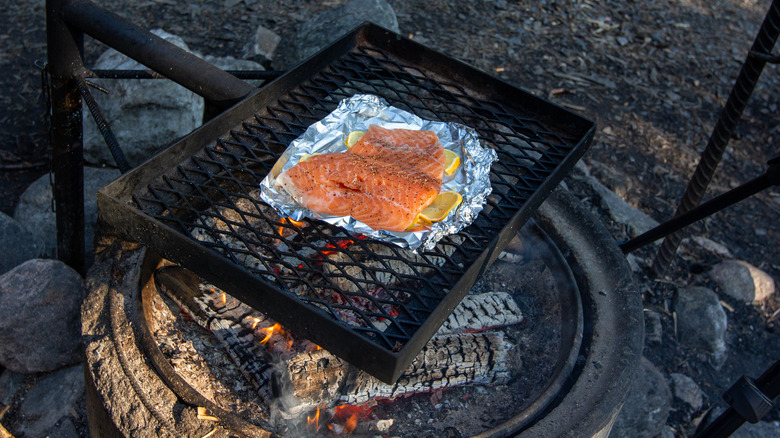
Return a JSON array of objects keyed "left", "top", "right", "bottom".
[{"left": 99, "top": 24, "right": 594, "bottom": 383}]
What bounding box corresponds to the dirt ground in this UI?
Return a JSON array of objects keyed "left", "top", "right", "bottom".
[{"left": 0, "top": 0, "right": 778, "bottom": 436}]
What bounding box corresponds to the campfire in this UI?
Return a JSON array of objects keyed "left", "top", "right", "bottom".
[{"left": 149, "top": 215, "right": 576, "bottom": 436}]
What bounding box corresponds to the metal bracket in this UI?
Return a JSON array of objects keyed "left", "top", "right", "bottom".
[{"left": 723, "top": 376, "right": 774, "bottom": 423}]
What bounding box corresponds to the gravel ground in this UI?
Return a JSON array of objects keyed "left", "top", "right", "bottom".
[{"left": 0, "top": 0, "right": 778, "bottom": 436}]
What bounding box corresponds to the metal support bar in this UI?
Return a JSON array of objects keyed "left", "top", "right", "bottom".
[
  {"left": 47, "top": 0, "right": 86, "bottom": 275},
  {"left": 652, "top": 0, "right": 780, "bottom": 275},
  {"left": 90, "top": 69, "right": 284, "bottom": 81},
  {"left": 620, "top": 155, "right": 779, "bottom": 253},
  {"left": 61, "top": 0, "right": 255, "bottom": 109},
  {"left": 694, "top": 360, "right": 780, "bottom": 438},
  {"left": 76, "top": 76, "right": 131, "bottom": 173}
]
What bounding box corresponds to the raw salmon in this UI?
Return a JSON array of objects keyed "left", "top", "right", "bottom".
[
  {"left": 276, "top": 152, "right": 440, "bottom": 231},
  {"left": 350, "top": 125, "right": 445, "bottom": 180}
]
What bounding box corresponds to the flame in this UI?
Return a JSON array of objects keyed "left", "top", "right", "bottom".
[
  {"left": 258, "top": 323, "right": 281, "bottom": 344},
  {"left": 307, "top": 406, "right": 320, "bottom": 431},
  {"left": 278, "top": 217, "right": 307, "bottom": 236},
  {"left": 327, "top": 404, "right": 373, "bottom": 434},
  {"left": 251, "top": 317, "right": 260, "bottom": 330},
  {"left": 220, "top": 292, "right": 226, "bottom": 305}
]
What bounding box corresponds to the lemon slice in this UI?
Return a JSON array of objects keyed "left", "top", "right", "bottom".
[
  {"left": 345, "top": 130, "right": 365, "bottom": 148},
  {"left": 299, "top": 152, "right": 322, "bottom": 162},
  {"left": 419, "top": 191, "right": 462, "bottom": 223},
  {"left": 443, "top": 149, "right": 461, "bottom": 175},
  {"left": 270, "top": 156, "right": 287, "bottom": 178}
]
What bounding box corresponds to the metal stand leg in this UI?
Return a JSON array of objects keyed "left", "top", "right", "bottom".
[
  {"left": 47, "top": 0, "right": 86, "bottom": 274},
  {"left": 652, "top": 0, "right": 780, "bottom": 276}
]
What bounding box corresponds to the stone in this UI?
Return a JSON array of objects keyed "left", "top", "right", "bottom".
[
  {"left": 690, "top": 236, "right": 733, "bottom": 259},
  {"left": 242, "top": 24, "right": 281, "bottom": 64},
  {"left": 670, "top": 373, "right": 704, "bottom": 411},
  {"left": 0, "top": 211, "right": 39, "bottom": 275},
  {"left": 675, "top": 286, "right": 728, "bottom": 368},
  {"left": 729, "top": 421, "right": 780, "bottom": 438},
  {"left": 83, "top": 29, "right": 205, "bottom": 167},
  {"left": 710, "top": 260, "right": 776, "bottom": 303},
  {"left": 0, "top": 259, "right": 84, "bottom": 372},
  {"left": 0, "top": 369, "right": 24, "bottom": 405},
  {"left": 274, "top": 0, "right": 399, "bottom": 69},
  {"left": 47, "top": 418, "right": 80, "bottom": 438},
  {"left": 13, "top": 167, "right": 121, "bottom": 266},
  {"left": 610, "top": 357, "right": 672, "bottom": 438},
  {"left": 577, "top": 173, "right": 659, "bottom": 237},
  {"left": 645, "top": 309, "right": 663, "bottom": 345},
  {"left": 16, "top": 365, "right": 85, "bottom": 438},
  {"left": 204, "top": 55, "right": 265, "bottom": 88}
]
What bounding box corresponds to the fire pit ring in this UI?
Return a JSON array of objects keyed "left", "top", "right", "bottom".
[{"left": 82, "top": 187, "right": 642, "bottom": 437}]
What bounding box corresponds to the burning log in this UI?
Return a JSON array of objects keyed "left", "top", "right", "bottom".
[
  {"left": 285, "top": 331, "right": 511, "bottom": 407},
  {"left": 157, "top": 267, "right": 522, "bottom": 415},
  {"left": 438, "top": 291, "right": 524, "bottom": 334}
]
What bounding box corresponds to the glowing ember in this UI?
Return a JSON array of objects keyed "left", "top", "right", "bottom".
[
  {"left": 326, "top": 404, "right": 374, "bottom": 434},
  {"left": 220, "top": 292, "right": 226, "bottom": 305}
]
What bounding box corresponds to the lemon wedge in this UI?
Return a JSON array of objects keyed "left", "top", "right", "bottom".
[
  {"left": 443, "top": 149, "right": 461, "bottom": 175},
  {"left": 299, "top": 152, "right": 322, "bottom": 162},
  {"left": 419, "top": 191, "right": 462, "bottom": 223},
  {"left": 345, "top": 130, "right": 365, "bottom": 148},
  {"left": 270, "top": 156, "right": 287, "bottom": 178}
]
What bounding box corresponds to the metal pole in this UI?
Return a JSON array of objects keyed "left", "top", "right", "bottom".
[
  {"left": 47, "top": 0, "right": 86, "bottom": 274},
  {"left": 61, "top": 0, "right": 255, "bottom": 108},
  {"left": 652, "top": 0, "right": 780, "bottom": 275},
  {"left": 620, "top": 156, "right": 779, "bottom": 253}
]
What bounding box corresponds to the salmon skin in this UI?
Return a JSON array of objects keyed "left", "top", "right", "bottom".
[
  {"left": 276, "top": 126, "right": 445, "bottom": 232},
  {"left": 350, "top": 125, "right": 445, "bottom": 180},
  {"left": 277, "top": 153, "right": 439, "bottom": 231}
]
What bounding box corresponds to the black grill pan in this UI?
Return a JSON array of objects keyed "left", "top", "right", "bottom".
[{"left": 97, "top": 23, "right": 595, "bottom": 384}]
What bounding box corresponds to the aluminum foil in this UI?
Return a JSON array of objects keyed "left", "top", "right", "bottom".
[{"left": 259, "top": 94, "right": 497, "bottom": 251}]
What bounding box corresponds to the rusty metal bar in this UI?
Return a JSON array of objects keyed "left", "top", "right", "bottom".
[
  {"left": 61, "top": 0, "right": 255, "bottom": 109},
  {"left": 47, "top": 0, "right": 86, "bottom": 274}
]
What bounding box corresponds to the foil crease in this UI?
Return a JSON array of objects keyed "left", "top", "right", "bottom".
[{"left": 259, "top": 94, "right": 497, "bottom": 251}]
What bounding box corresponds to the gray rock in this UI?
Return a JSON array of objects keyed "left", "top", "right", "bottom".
[
  {"left": 675, "top": 286, "right": 728, "bottom": 368},
  {"left": 645, "top": 309, "right": 663, "bottom": 345},
  {"left": 0, "top": 259, "right": 84, "bottom": 372},
  {"left": 670, "top": 373, "right": 704, "bottom": 411},
  {"left": 710, "top": 260, "right": 776, "bottom": 303},
  {"left": 17, "top": 365, "right": 85, "bottom": 438},
  {"left": 576, "top": 173, "right": 659, "bottom": 237},
  {"left": 0, "top": 211, "right": 39, "bottom": 275},
  {"left": 242, "top": 24, "right": 281, "bottom": 64},
  {"left": 204, "top": 55, "right": 265, "bottom": 88},
  {"left": 0, "top": 369, "right": 24, "bottom": 405},
  {"left": 83, "top": 29, "right": 205, "bottom": 167},
  {"left": 13, "top": 167, "right": 121, "bottom": 266},
  {"left": 274, "top": 0, "right": 399, "bottom": 69},
  {"left": 729, "top": 421, "right": 780, "bottom": 438},
  {"left": 47, "top": 418, "right": 81, "bottom": 438},
  {"left": 611, "top": 356, "right": 672, "bottom": 438}
]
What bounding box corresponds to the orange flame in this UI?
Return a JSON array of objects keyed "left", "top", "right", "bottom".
[
  {"left": 278, "top": 217, "right": 307, "bottom": 236},
  {"left": 258, "top": 323, "right": 281, "bottom": 344},
  {"left": 307, "top": 406, "right": 320, "bottom": 431},
  {"left": 251, "top": 317, "right": 260, "bottom": 330},
  {"left": 220, "top": 292, "right": 226, "bottom": 305},
  {"left": 327, "top": 404, "right": 373, "bottom": 434}
]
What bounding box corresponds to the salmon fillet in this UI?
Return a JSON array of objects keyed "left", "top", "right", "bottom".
[
  {"left": 350, "top": 125, "right": 446, "bottom": 180},
  {"left": 276, "top": 153, "right": 440, "bottom": 231}
]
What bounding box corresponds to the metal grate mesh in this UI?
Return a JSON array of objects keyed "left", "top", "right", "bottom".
[{"left": 125, "top": 42, "right": 589, "bottom": 359}]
